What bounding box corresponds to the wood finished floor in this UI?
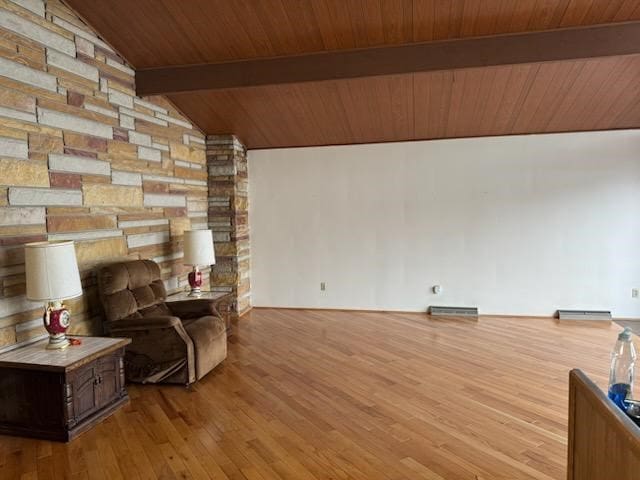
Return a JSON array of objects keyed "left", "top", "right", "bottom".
[{"left": 0, "top": 309, "right": 627, "bottom": 480}]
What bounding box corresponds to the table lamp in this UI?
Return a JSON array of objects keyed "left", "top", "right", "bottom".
[
  {"left": 183, "top": 230, "right": 216, "bottom": 297},
  {"left": 25, "top": 241, "right": 82, "bottom": 350}
]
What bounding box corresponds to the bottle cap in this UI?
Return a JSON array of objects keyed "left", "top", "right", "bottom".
[{"left": 619, "top": 327, "right": 633, "bottom": 341}]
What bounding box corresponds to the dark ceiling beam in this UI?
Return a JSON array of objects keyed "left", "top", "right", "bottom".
[{"left": 136, "top": 22, "right": 640, "bottom": 96}]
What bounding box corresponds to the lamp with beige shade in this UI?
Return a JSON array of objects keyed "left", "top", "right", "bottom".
[
  {"left": 25, "top": 241, "right": 82, "bottom": 350},
  {"left": 183, "top": 230, "right": 216, "bottom": 297}
]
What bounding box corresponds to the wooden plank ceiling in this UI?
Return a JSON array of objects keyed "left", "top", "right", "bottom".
[{"left": 65, "top": 0, "right": 640, "bottom": 149}]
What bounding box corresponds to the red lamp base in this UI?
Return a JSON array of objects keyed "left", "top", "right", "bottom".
[
  {"left": 43, "top": 302, "right": 71, "bottom": 350},
  {"left": 188, "top": 267, "right": 203, "bottom": 297}
]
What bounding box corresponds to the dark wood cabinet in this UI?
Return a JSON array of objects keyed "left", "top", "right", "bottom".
[{"left": 0, "top": 337, "right": 130, "bottom": 442}]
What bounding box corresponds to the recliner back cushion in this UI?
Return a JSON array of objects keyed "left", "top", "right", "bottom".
[
  {"left": 99, "top": 263, "right": 129, "bottom": 295},
  {"left": 131, "top": 285, "right": 156, "bottom": 310},
  {"left": 126, "top": 260, "right": 153, "bottom": 289},
  {"left": 149, "top": 280, "right": 166, "bottom": 301},
  {"left": 102, "top": 289, "right": 138, "bottom": 322},
  {"left": 98, "top": 260, "right": 168, "bottom": 323}
]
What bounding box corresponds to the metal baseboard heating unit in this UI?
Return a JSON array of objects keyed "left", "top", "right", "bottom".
[
  {"left": 557, "top": 310, "right": 612, "bottom": 321},
  {"left": 429, "top": 306, "right": 478, "bottom": 317}
]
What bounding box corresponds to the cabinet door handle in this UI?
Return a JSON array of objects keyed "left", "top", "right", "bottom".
[{"left": 94, "top": 375, "right": 103, "bottom": 385}]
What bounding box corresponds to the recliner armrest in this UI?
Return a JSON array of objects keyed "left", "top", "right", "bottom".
[
  {"left": 167, "top": 299, "right": 215, "bottom": 319},
  {"left": 109, "top": 315, "right": 181, "bottom": 332}
]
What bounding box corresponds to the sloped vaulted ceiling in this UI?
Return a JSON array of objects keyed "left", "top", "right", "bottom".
[{"left": 65, "top": 0, "right": 640, "bottom": 148}]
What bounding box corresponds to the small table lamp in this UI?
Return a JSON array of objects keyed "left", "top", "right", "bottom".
[
  {"left": 25, "top": 241, "right": 82, "bottom": 350},
  {"left": 183, "top": 230, "right": 216, "bottom": 297}
]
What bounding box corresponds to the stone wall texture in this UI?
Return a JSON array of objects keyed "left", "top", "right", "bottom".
[
  {"left": 0, "top": 0, "right": 213, "bottom": 351},
  {"left": 207, "top": 135, "right": 251, "bottom": 316}
]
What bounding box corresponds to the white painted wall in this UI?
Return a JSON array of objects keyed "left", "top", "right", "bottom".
[{"left": 249, "top": 130, "right": 640, "bottom": 318}]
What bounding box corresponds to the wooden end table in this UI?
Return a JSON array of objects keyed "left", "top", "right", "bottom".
[
  {"left": 0, "top": 336, "right": 130, "bottom": 442},
  {"left": 166, "top": 291, "right": 235, "bottom": 335}
]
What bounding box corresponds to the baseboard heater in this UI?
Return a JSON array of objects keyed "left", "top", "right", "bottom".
[
  {"left": 557, "top": 310, "right": 612, "bottom": 321},
  {"left": 429, "top": 306, "right": 478, "bottom": 317}
]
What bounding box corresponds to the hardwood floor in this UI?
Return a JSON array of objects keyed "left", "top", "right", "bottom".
[{"left": 0, "top": 309, "right": 626, "bottom": 479}]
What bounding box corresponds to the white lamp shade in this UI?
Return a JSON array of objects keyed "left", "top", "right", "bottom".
[
  {"left": 25, "top": 241, "right": 83, "bottom": 302},
  {"left": 183, "top": 230, "right": 216, "bottom": 266}
]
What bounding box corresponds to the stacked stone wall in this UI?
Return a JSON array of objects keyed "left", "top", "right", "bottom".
[
  {"left": 0, "top": 0, "right": 210, "bottom": 350},
  {"left": 207, "top": 135, "right": 251, "bottom": 316}
]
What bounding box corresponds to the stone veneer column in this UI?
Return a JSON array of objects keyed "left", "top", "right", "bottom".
[{"left": 207, "top": 135, "right": 251, "bottom": 317}]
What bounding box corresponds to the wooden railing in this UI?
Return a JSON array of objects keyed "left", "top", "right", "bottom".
[{"left": 567, "top": 369, "right": 640, "bottom": 479}]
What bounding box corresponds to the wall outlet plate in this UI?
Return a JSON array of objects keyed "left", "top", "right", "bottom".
[
  {"left": 633, "top": 288, "right": 639, "bottom": 299},
  {"left": 320, "top": 282, "right": 326, "bottom": 291}
]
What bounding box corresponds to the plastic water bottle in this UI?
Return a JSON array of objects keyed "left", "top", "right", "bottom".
[{"left": 608, "top": 327, "right": 636, "bottom": 410}]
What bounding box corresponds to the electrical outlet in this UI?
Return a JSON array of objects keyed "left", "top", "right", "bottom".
[
  {"left": 633, "top": 288, "right": 639, "bottom": 299},
  {"left": 320, "top": 282, "right": 326, "bottom": 291}
]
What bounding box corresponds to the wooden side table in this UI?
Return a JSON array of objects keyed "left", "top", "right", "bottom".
[
  {"left": 0, "top": 336, "right": 130, "bottom": 442},
  {"left": 166, "top": 291, "right": 235, "bottom": 335}
]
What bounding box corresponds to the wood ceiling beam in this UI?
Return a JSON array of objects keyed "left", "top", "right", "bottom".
[{"left": 136, "top": 22, "right": 640, "bottom": 96}]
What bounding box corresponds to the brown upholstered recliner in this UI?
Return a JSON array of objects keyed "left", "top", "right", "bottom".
[{"left": 96, "top": 259, "right": 226, "bottom": 385}]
